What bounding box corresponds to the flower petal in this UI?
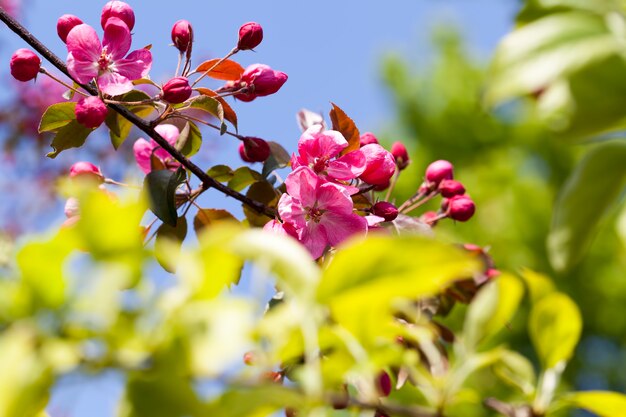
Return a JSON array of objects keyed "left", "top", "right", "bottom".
[
  {"left": 277, "top": 194, "right": 307, "bottom": 231},
  {"left": 299, "top": 222, "right": 328, "bottom": 259},
  {"left": 102, "top": 17, "right": 131, "bottom": 60},
  {"left": 133, "top": 138, "right": 154, "bottom": 174},
  {"left": 152, "top": 124, "right": 180, "bottom": 161},
  {"left": 97, "top": 71, "right": 133, "bottom": 96},
  {"left": 298, "top": 125, "right": 347, "bottom": 163},
  {"left": 66, "top": 24, "right": 101, "bottom": 63},
  {"left": 320, "top": 211, "right": 367, "bottom": 247},
  {"left": 284, "top": 166, "right": 320, "bottom": 208},
  {"left": 116, "top": 49, "right": 152, "bottom": 80},
  {"left": 327, "top": 149, "right": 366, "bottom": 180},
  {"left": 316, "top": 182, "right": 353, "bottom": 214},
  {"left": 67, "top": 52, "right": 98, "bottom": 84}
]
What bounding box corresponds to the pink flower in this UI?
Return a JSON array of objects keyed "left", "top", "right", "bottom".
[
  {"left": 237, "top": 22, "right": 263, "bottom": 50},
  {"left": 66, "top": 18, "right": 152, "bottom": 96},
  {"left": 291, "top": 125, "right": 366, "bottom": 191},
  {"left": 278, "top": 166, "right": 367, "bottom": 259},
  {"left": 263, "top": 219, "right": 298, "bottom": 239},
  {"left": 359, "top": 144, "right": 396, "bottom": 186},
  {"left": 171, "top": 20, "right": 193, "bottom": 53},
  {"left": 75, "top": 96, "right": 108, "bottom": 128},
  {"left": 233, "top": 64, "right": 287, "bottom": 102},
  {"left": 133, "top": 124, "right": 181, "bottom": 174}
]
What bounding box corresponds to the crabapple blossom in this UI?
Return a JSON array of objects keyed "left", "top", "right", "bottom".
[
  {"left": 359, "top": 144, "right": 396, "bottom": 186},
  {"left": 162, "top": 77, "right": 192, "bottom": 104},
  {"left": 57, "top": 14, "right": 83, "bottom": 43},
  {"left": 100, "top": 1, "right": 135, "bottom": 31},
  {"left": 237, "top": 22, "right": 263, "bottom": 50},
  {"left": 65, "top": 18, "right": 152, "bottom": 96},
  {"left": 69, "top": 161, "right": 103, "bottom": 181},
  {"left": 425, "top": 160, "right": 454, "bottom": 185},
  {"left": 359, "top": 132, "right": 379, "bottom": 147},
  {"left": 239, "top": 137, "right": 270, "bottom": 163},
  {"left": 133, "top": 124, "right": 181, "bottom": 174},
  {"left": 233, "top": 64, "right": 287, "bottom": 102},
  {"left": 276, "top": 166, "right": 367, "bottom": 259},
  {"left": 171, "top": 20, "right": 193, "bottom": 53},
  {"left": 10, "top": 49, "right": 40, "bottom": 82},
  {"left": 262, "top": 219, "right": 298, "bottom": 239},
  {"left": 391, "top": 141, "right": 409, "bottom": 170},
  {"left": 75, "top": 96, "right": 108, "bottom": 128}
]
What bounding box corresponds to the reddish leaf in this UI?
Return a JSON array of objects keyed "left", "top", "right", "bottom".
[
  {"left": 194, "top": 59, "right": 244, "bottom": 81},
  {"left": 196, "top": 87, "right": 238, "bottom": 130},
  {"left": 329, "top": 102, "right": 360, "bottom": 155}
]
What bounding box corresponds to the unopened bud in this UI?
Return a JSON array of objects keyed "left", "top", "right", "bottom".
[
  {"left": 57, "top": 14, "right": 83, "bottom": 43},
  {"left": 446, "top": 195, "right": 475, "bottom": 222},
  {"left": 101, "top": 1, "right": 135, "bottom": 30},
  {"left": 240, "top": 137, "right": 270, "bottom": 163},
  {"left": 376, "top": 371, "right": 392, "bottom": 397},
  {"left": 359, "top": 132, "right": 379, "bottom": 147},
  {"left": 391, "top": 141, "right": 410, "bottom": 170},
  {"left": 359, "top": 144, "right": 396, "bottom": 186},
  {"left": 10, "top": 49, "right": 41, "bottom": 82},
  {"left": 69, "top": 161, "right": 104, "bottom": 182},
  {"left": 237, "top": 22, "right": 263, "bottom": 50},
  {"left": 439, "top": 179, "right": 465, "bottom": 198},
  {"left": 235, "top": 64, "right": 288, "bottom": 102},
  {"left": 171, "top": 20, "right": 193, "bottom": 53},
  {"left": 425, "top": 160, "right": 454, "bottom": 185},
  {"left": 75, "top": 96, "right": 108, "bottom": 129},
  {"left": 162, "top": 77, "right": 192, "bottom": 103},
  {"left": 371, "top": 201, "right": 398, "bottom": 222}
]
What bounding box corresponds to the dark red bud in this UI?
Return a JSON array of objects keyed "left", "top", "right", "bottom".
[
  {"left": 359, "top": 132, "right": 379, "bottom": 147},
  {"left": 447, "top": 195, "right": 475, "bottom": 222},
  {"left": 10, "top": 49, "right": 41, "bottom": 82},
  {"left": 425, "top": 160, "right": 454, "bottom": 185},
  {"left": 57, "top": 14, "right": 83, "bottom": 43},
  {"left": 171, "top": 20, "right": 193, "bottom": 53},
  {"left": 75, "top": 96, "right": 108, "bottom": 129},
  {"left": 162, "top": 76, "right": 192, "bottom": 104},
  {"left": 376, "top": 371, "right": 392, "bottom": 397},
  {"left": 371, "top": 201, "right": 398, "bottom": 222},
  {"left": 237, "top": 22, "right": 263, "bottom": 50},
  {"left": 439, "top": 179, "right": 465, "bottom": 198},
  {"left": 240, "top": 137, "right": 271, "bottom": 163},
  {"left": 391, "top": 141, "right": 410, "bottom": 170},
  {"left": 101, "top": 1, "right": 135, "bottom": 30}
]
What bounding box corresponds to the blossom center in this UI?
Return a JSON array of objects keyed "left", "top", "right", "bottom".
[
  {"left": 98, "top": 48, "right": 112, "bottom": 71},
  {"left": 312, "top": 156, "right": 329, "bottom": 173},
  {"left": 305, "top": 205, "right": 325, "bottom": 223}
]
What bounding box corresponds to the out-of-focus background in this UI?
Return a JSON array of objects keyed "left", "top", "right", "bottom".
[{"left": 1, "top": 1, "right": 624, "bottom": 416}]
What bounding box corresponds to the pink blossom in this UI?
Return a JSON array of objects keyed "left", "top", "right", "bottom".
[
  {"left": 278, "top": 166, "right": 367, "bottom": 259},
  {"left": 233, "top": 64, "right": 287, "bottom": 102},
  {"left": 359, "top": 144, "right": 396, "bottom": 186},
  {"left": 263, "top": 219, "right": 298, "bottom": 239},
  {"left": 66, "top": 18, "right": 152, "bottom": 96},
  {"left": 133, "top": 124, "right": 181, "bottom": 174},
  {"left": 291, "top": 125, "right": 366, "bottom": 191}
]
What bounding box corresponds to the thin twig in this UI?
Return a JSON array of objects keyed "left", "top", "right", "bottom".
[{"left": 0, "top": 8, "right": 274, "bottom": 218}]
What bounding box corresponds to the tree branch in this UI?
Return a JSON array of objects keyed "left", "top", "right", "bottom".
[{"left": 0, "top": 7, "right": 275, "bottom": 218}]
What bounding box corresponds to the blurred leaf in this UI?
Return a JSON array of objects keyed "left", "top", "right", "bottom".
[
  {"left": 517, "top": 0, "right": 622, "bottom": 24},
  {"left": 262, "top": 141, "right": 291, "bottom": 177},
  {"left": 559, "top": 391, "right": 626, "bottom": 417},
  {"left": 175, "top": 122, "right": 202, "bottom": 157},
  {"left": 520, "top": 269, "right": 556, "bottom": 303},
  {"left": 493, "top": 350, "right": 537, "bottom": 396},
  {"left": 155, "top": 217, "right": 188, "bottom": 273},
  {"left": 548, "top": 140, "right": 626, "bottom": 271},
  {"left": 193, "top": 208, "right": 238, "bottom": 234},
  {"left": 38, "top": 102, "right": 76, "bottom": 133},
  {"left": 486, "top": 12, "right": 622, "bottom": 107},
  {"left": 242, "top": 181, "right": 277, "bottom": 227},
  {"left": 227, "top": 167, "right": 263, "bottom": 192},
  {"left": 46, "top": 120, "right": 93, "bottom": 158},
  {"left": 132, "top": 78, "right": 159, "bottom": 87},
  {"left": 204, "top": 385, "right": 304, "bottom": 417},
  {"left": 529, "top": 292, "right": 582, "bottom": 369},
  {"left": 196, "top": 87, "right": 238, "bottom": 130},
  {"left": 330, "top": 103, "right": 360, "bottom": 155},
  {"left": 207, "top": 164, "right": 234, "bottom": 182},
  {"left": 194, "top": 59, "right": 244, "bottom": 81},
  {"left": 463, "top": 274, "right": 524, "bottom": 350},
  {"left": 144, "top": 168, "right": 186, "bottom": 227}
]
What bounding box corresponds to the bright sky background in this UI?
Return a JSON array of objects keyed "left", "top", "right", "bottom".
[{"left": 2, "top": 1, "right": 520, "bottom": 416}]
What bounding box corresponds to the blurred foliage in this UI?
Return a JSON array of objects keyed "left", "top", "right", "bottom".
[{"left": 380, "top": 24, "right": 626, "bottom": 392}]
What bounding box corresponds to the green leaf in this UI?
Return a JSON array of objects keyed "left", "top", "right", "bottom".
[
  {"left": 242, "top": 181, "right": 277, "bottom": 227},
  {"left": 155, "top": 216, "right": 188, "bottom": 273},
  {"left": 529, "top": 292, "right": 582, "bottom": 369},
  {"left": 107, "top": 90, "right": 155, "bottom": 149},
  {"left": 463, "top": 273, "right": 524, "bottom": 350},
  {"left": 143, "top": 168, "right": 186, "bottom": 227},
  {"left": 486, "top": 11, "right": 622, "bottom": 106},
  {"left": 193, "top": 209, "right": 238, "bottom": 235},
  {"left": 188, "top": 95, "right": 224, "bottom": 123},
  {"left": 227, "top": 167, "right": 263, "bottom": 192},
  {"left": 207, "top": 165, "right": 234, "bottom": 182},
  {"left": 548, "top": 140, "right": 626, "bottom": 271},
  {"left": 262, "top": 141, "right": 291, "bottom": 177},
  {"left": 493, "top": 350, "right": 537, "bottom": 396},
  {"left": 176, "top": 121, "right": 202, "bottom": 157},
  {"left": 560, "top": 391, "right": 626, "bottom": 417},
  {"left": 38, "top": 102, "right": 76, "bottom": 133},
  {"left": 203, "top": 386, "right": 304, "bottom": 417},
  {"left": 46, "top": 120, "right": 93, "bottom": 158}
]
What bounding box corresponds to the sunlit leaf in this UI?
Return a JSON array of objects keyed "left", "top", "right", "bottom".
[
  {"left": 196, "top": 87, "right": 238, "bottom": 130},
  {"left": 559, "top": 391, "right": 626, "bottom": 417},
  {"left": 194, "top": 59, "right": 244, "bottom": 81},
  {"left": 46, "top": 120, "right": 93, "bottom": 158},
  {"left": 188, "top": 95, "right": 224, "bottom": 124},
  {"left": 520, "top": 269, "right": 555, "bottom": 303},
  {"left": 204, "top": 386, "right": 304, "bottom": 417},
  {"left": 548, "top": 140, "right": 626, "bottom": 271},
  {"left": 106, "top": 90, "right": 155, "bottom": 149},
  {"left": 329, "top": 102, "right": 360, "bottom": 155},
  {"left": 175, "top": 121, "right": 202, "bottom": 157},
  {"left": 38, "top": 102, "right": 76, "bottom": 133},
  {"left": 155, "top": 216, "right": 188, "bottom": 273},
  {"left": 242, "top": 181, "right": 278, "bottom": 227},
  {"left": 493, "top": 350, "right": 536, "bottom": 396},
  {"left": 193, "top": 208, "right": 238, "bottom": 235},
  {"left": 227, "top": 167, "right": 263, "bottom": 192},
  {"left": 207, "top": 164, "right": 234, "bottom": 182},
  {"left": 529, "top": 292, "right": 582, "bottom": 369},
  {"left": 143, "top": 168, "right": 186, "bottom": 227}
]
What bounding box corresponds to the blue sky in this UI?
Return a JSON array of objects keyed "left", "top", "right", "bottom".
[{"left": 2, "top": 1, "right": 520, "bottom": 416}]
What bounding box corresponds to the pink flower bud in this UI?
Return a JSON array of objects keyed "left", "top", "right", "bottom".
[
  {"left": 171, "top": 20, "right": 193, "bottom": 53},
  {"left": 425, "top": 160, "right": 454, "bottom": 184},
  {"left": 69, "top": 161, "right": 104, "bottom": 182},
  {"left": 57, "top": 14, "right": 83, "bottom": 43},
  {"left": 101, "top": 1, "right": 135, "bottom": 30},
  {"left": 240, "top": 137, "right": 271, "bottom": 162},
  {"left": 10, "top": 49, "right": 41, "bottom": 82},
  {"left": 359, "top": 144, "right": 396, "bottom": 186},
  {"left": 162, "top": 76, "right": 191, "bottom": 103},
  {"left": 371, "top": 201, "right": 398, "bottom": 222},
  {"left": 391, "top": 141, "right": 410, "bottom": 170},
  {"left": 359, "top": 132, "right": 379, "bottom": 147},
  {"left": 64, "top": 197, "right": 80, "bottom": 218},
  {"left": 235, "top": 64, "right": 288, "bottom": 102},
  {"left": 237, "top": 22, "right": 263, "bottom": 50},
  {"left": 446, "top": 195, "right": 475, "bottom": 222},
  {"left": 439, "top": 179, "right": 465, "bottom": 198},
  {"left": 376, "top": 371, "right": 392, "bottom": 397},
  {"left": 75, "top": 96, "right": 108, "bottom": 129}
]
